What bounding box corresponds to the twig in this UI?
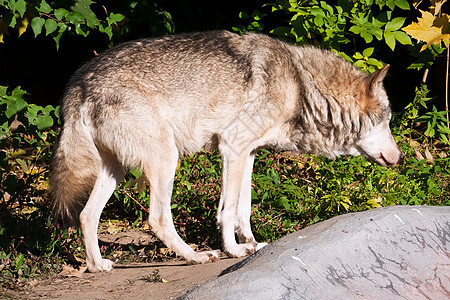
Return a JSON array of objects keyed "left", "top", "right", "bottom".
[
  {"left": 122, "top": 190, "right": 149, "bottom": 213},
  {"left": 446, "top": 45, "right": 449, "bottom": 129},
  {"left": 422, "top": 68, "right": 429, "bottom": 83}
]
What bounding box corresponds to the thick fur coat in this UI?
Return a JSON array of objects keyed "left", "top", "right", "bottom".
[{"left": 50, "top": 31, "right": 402, "bottom": 272}]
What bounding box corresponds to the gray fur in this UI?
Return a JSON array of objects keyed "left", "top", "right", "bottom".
[{"left": 50, "top": 30, "right": 402, "bottom": 272}]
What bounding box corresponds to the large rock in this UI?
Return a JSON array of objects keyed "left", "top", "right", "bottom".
[{"left": 180, "top": 206, "right": 449, "bottom": 299}]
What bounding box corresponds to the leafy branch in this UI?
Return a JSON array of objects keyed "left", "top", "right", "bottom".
[
  {"left": 402, "top": 0, "right": 450, "bottom": 131},
  {"left": 0, "top": 0, "right": 124, "bottom": 49},
  {"left": 235, "top": 0, "right": 413, "bottom": 73}
]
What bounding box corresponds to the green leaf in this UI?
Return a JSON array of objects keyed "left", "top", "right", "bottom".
[
  {"left": 0, "top": 86, "right": 7, "bottom": 97},
  {"left": 349, "top": 25, "right": 362, "bottom": 34},
  {"left": 395, "top": 0, "right": 410, "bottom": 10},
  {"left": 384, "top": 30, "right": 396, "bottom": 50},
  {"left": 65, "top": 12, "right": 85, "bottom": 24},
  {"left": 4, "top": 12, "right": 17, "bottom": 27},
  {"left": 72, "top": 0, "right": 98, "bottom": 28},
  {"left": 437, "top": 123, "right": 450, "bottom": 134},
  {"left": 392, "top": 31, "right": 412, "bottom": 45},
  {"left": 8, "top": 0, "right": 26, "bottom": 17},
  {"left": 15, "top": 0, "right": 27, "bottom": 17},
  {"left": 31, "top": 17, "right": 45, "bottom": 37},
  {"left": 338, "top": 51, "right": 353, "bottom": 63},
  {"left": 4, "top": 87, "right": 28, "bottom": 118},
  {"left": 366, "top": 58, "right": 384, "bottom": 68},
  {"left": 239, "top": 11, "right": 249, "bottom": 19},
  {"left": 386, "top": 0, "right": 396, "bottom": 10},
  {"left": 75, "top": 23, "right": 90, "bottom": 37},
  {"left": 11, "top": 86, "right": 28, "bottom": 98},
  {"left": 362, "top": 47, "right": 374, "bottom": 57},
  {"left": 320, "top": 1, "right": 333, "bottom": 14},
  {"left": 354, "top": 60, "right": 366, "bottom": 69},
  {"left": 251, "top": 10, "right": 265, "bottom": 21},
  {"left": 424, "top": 125, "right": 435, "bottom": 137},
  {"left": 53, "top": 23, "right": 67, "bottom": 50},
  {"left": 35, "top": 115, "right": 53, "bottom": 131},
  {"left": 15, "top": 254, "right": 25, "bottom": 269},
  {"left": 270, "top": 26, "right": 291, "bottom": 37},
  {"left": 371, "top": 28, "right": 383, "bottom": 40},
  {"left": 45, "top": 19, "right": 58, "bottom": 35},
  {"left": 439, "top": 133, "right": 449, "bottom": 144},
  {"left": 16, "top": 158, "right": 28, "bottom": 172},
  {"left": 107, "top": 13, "right": 124, "bottom": 25},
  {"left": 360, "top": 31, "right": 373, "bottom": 43},
  {"left": 353, "top": 52, "right": 364, "bottom": 59},
  {"left": 54, "top": 8, "right": 69, "bottom": 20},
  {"left": 310, "top": 6, "right": 325, "bottom": 17},
  {"left": 99, "top": 23, "right": 112, "bottom": 39},
  {"left": 314, "top": 15, "right": 324, "bottom": 27},
  {"left": 385, "top": 17, "right": 405, "bottom": 32},
  {"left": 39, "top": 0, "right": 53, "bottom": 14}
]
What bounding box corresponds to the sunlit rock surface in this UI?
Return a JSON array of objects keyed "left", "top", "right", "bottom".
[{"left": 180, "top": 206, "right": 449, "bottom": 300}]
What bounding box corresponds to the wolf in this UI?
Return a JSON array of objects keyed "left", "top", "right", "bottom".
[{"left": 50, "top": 30, "right": 403, "bottom": 272}]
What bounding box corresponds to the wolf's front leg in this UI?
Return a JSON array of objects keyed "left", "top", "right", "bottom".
[
  {"left": 217, "top": 151, "right": 265, "bottom": 257},
  {"left": 80, "top": 159, "right": 125, "bottom": 272},
  {"left": 235, "top": 153, "right": 268, "bottom": 250}
]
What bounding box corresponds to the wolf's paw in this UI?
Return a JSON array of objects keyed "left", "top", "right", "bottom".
[
  {"left": 255, "top": 242, "right": 268, "bottom": 251},
  {"left": 185, "top": 250, "right": 220, "bottom": 265},
  {"left": 224, "top": 242, "right": 258, "bottom": 258},
  {"left": 87, "top": 258, "right": 114, "bottom": 273},
  {"left": 225, "top": 242, "right": 267, "bottom": 258}
]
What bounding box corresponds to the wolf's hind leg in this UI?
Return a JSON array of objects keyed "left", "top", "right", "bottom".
[
  {"left": 145, "top": 142, "right": 219, "bottom": 265},
  {"left": 80, "top": 153, "right": 125, "bottom": 272}
]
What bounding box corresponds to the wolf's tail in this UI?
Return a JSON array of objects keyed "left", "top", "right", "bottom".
[{"left": 49, "top": 120, "right": 100, "bottom": 227}]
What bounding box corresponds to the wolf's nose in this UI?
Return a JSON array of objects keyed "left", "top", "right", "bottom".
[{"left": 398, "top": 152, "right": 405, "bottom": 164}]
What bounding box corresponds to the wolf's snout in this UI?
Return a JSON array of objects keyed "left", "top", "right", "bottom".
[{"left": 379, "top": 149, "right": 404, "bottom": 166}]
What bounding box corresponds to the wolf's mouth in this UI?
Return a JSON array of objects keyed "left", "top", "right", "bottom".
[
  {"left": 377, "top": 152, "right": 390, "bottom": 166},
  {"left": 374, "top": 151, "right": 403, "bottom": 166}
]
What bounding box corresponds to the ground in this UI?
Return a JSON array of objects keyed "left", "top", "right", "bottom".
[
  {"left": 21, "top": 257, "right": 243, "bottom": 300},
  {"left": 4, "top": 228, "right": 244, "bottom": 300}
]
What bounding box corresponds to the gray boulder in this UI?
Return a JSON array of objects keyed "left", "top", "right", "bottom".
[{"left": 180, "top": 206, "right": 449, "bottom": 299}]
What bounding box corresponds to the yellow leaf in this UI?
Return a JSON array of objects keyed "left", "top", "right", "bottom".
[
  {"left": 402, "top": 10, "right": 450, "bottom": 51},
  {"left": 431, "top": 0, "right": 447, "bottom": 16},
  {"left": 18, "top": 17, "right": 29, "bottom": 37},
  {"left": 0, "top": 20, "right": 8, "bottom": 43}
]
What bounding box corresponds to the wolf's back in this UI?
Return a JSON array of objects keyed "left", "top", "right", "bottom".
[{"left": 50, "top": 88, "right": 100, "bottom": 227}]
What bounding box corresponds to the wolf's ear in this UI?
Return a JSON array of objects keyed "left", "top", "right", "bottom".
[
  {"left": 359, "top": 64, "right": 390, "bottom": 111},
  {"left": 364, "top": 64, "right": 390, "bottom": 97}
]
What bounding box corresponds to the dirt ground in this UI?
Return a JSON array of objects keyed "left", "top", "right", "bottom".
[
  {"left": 21, "top": 257, "right": 243, "bottom": 300},
  {"left": 9, "top": 228, "right": 245, "bottom": 300}
]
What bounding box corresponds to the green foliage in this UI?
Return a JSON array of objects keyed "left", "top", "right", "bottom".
[
  {"left": 396, "top": 85, "right": 450, "bottom": 145},
  {"left": 115, "top": 0, "right": 175, "bottom": 37},
  {"left": 233, "top": 0, "right": 446, "bottom": 73},
  {"left": 0, "top": 1, "right": 176, "bottom": 288},
  {"left": 0, "top": 85, "right": 60, "bottom": 195},
  {"left": 0, "top": 85, "right": 63, "bottom": 288},
  {"left": 0, "top": 236, "right": 65, "bottom": 289},
  {"left": 0, "top": 0, "right": 124, "bottom": 48}
]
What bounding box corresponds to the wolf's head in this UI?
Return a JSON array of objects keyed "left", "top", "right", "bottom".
[{"left": 352, "top": 65, "right": 403, "bottom": 166}]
